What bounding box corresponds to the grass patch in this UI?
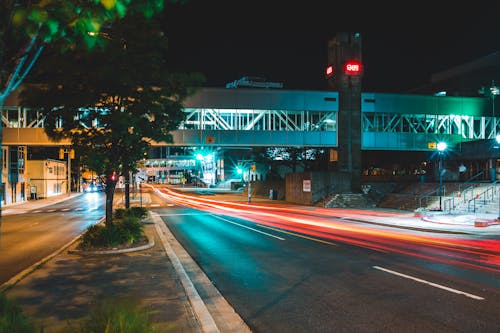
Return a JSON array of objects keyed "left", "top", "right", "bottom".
[
  {"left": 0, "top": 292, "right": 40, "bottom": 333},
  {"left": 72, "top": 298, "right": 158, "bottom": 333}
]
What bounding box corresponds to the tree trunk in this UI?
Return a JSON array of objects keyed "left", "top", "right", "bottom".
[
  {"left": 105, "top": 179, "right": 117, "bottom": 226},
  {"left": 124, "top": 171, "right": 130, "bottom": 209}
]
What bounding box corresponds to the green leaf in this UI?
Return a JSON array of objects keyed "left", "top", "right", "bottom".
[
  {"left": 29, "top": 8, "right": 49, "bottom": 23},
  {"left": 46, "top": 19, "right": 60, "bottom": 36},
  {"left": 115, "top": 1, "right": 128, "bottom": 17}
]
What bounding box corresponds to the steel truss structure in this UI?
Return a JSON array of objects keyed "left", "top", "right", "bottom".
[
  {"left": 362, "top": 112, "right": 498, "bottom": 140},
  {"left": 2, "top": 106, "right": 498, "bottom": 146}
]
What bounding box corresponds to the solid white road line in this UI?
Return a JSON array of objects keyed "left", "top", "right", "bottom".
[
  {"left": 373, "top": 266, "right": 484, "bottom": 300},
  {"left": 212, "top": 215, "right": 285, "bottom": 240}
]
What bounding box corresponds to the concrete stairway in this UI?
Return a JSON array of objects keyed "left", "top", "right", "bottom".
[{"left": 324, "top": 193, "right": 378, "bottom": 209}]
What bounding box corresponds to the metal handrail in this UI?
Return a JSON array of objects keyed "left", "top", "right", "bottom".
[
  {"left": 459, "top": 171, "right": 485, "bottom": 192},
  {"left": 461, "top": 185, "right": 476, "bottom": 202},
  {"left": 467, "top": 186, "right": 495, "bottom": 212},
  {"left": 443, "top": 197, "right": 457, "bottom": 213},
  {"left": 418, "top": 188, "right": 440, "bottom": 209}
]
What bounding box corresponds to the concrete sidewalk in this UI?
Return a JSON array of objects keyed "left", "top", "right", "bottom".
[{"left": 3, "top": 219, "right": 203, "bottom": 332}]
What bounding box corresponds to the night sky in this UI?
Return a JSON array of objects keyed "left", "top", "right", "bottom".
[{"left": 162, "top": 1, "right": 500, "bottom": 93}]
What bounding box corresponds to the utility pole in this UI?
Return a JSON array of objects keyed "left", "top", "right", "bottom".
[
  {"left": 59, "top": 148, "right": 74, "bottom": 196},
  {"left": 247, "top": 167, "right": 252, "bottom": 203}
]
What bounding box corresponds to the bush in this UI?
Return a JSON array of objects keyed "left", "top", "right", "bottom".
[
  {"left": 78, "top": 210, "right": 145, "bottom": 250},
  {"left": 74, "top": 298, "right": 157, "bottom": 333},
  {"left": 129, "top": 206, "right": 148, "bottom": 219},
  {"left": 117, "top": 217, "right": 144, "bottom": 243},
  {"left": 113, "top": 207, "right": 148, "bottom": 220},
  {"left": 0, "top": 292, "right": 39, "bottom": 333}
]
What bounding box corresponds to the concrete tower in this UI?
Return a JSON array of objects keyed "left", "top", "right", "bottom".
[{"left": 327, "top": 32, "right": 363, "bottom": 193}]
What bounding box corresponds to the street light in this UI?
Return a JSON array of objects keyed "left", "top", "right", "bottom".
[
  {"left": 437, "top": 141, "right": 447, "bottom": 211},
  {"left": 59, "top": 148, "right": 74, "bottom": 196},
  {"left": 490, "top": 80, "right": 499, "bottom": 117},
  {"left": 236, "top": 164, "right": 251, "bottom": 203},
  {"left": 195, "top": 153, "right": 204, "bottom": 186},
  {"left": 479, "top": 80, "right": 499, "bottom": 135},
  {"left": 496, "top": 135, "right": 500, "bottom": 220},
  {"left": 491, "top": 81, "right": 500, "bottom": 136}
]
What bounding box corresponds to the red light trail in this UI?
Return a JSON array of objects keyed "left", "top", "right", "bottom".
[{"left": 152, "top": 186, "right": 500, "bottom": 274}]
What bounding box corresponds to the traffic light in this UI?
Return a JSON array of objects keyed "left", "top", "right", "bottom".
[
  {"left": 110, "top": 172, "right": 117, "bottom": 181},
  {"left": 251, "top": 164, "right": 256, "bottom": 172}
]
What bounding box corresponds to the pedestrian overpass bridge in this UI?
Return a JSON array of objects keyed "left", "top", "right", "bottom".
[{"left": 2, "top": 88, "right": 496, "bottom": 151}]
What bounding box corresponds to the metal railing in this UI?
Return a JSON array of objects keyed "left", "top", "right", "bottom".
[
  {"left": 467, "top": 185, "right": 495, "bottom": 212},
  {"left": 459, "top": 171, "right": 485, "bottom": 192},
  {"left": 418, "top": 188, "right": 440, "bottom": 210}
]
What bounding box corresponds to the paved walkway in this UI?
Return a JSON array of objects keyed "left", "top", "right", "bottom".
[{"left": 1, "top": 189, "right": 499, "bottom": 332}]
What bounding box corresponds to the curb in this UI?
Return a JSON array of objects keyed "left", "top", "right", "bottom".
[
  {"left": 152, "top": 212, "right": 220, "bottom": 333},
  {"left": 67, "top": 220, "right": 156, "bottom": 255},
  {"left": 151, "top": 211, "right": 252, "bottom": 333},
  {"left": 67, "top": 239, "right": 155, "bottom": 255}
]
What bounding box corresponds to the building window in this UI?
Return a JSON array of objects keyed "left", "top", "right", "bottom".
[
  {"left": 18, "top": 146, "right": 25, "bottom": 176},
  {"left": 2, "top": 148, "right": 6, "bottom": 170}
]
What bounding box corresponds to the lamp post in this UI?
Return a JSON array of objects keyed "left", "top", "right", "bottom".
[
  {"left": 480, "top": 80, "right": 500, "bottom": 135},
  {"left": 491, "top": 81, "right": 499, "bottom": 136},
  {"left": 496, "top": 135, "right": 500, "bottom": 220},
  {"left": 137, "top": 176, "right": 145, "bottom": 208},
  {"left": 59, "top": 148, "right": 74, "bottom": 196},
  {"left": 247, "top": 167, "right": 252, "bottom": 203},
  {"left": 490, "top": 81, "right": 499, "bottom": 116},
  {"left": 195, "top": 153, "right": 204, "bottom": 186},
  {"left": 236, "top": 163, "right": 251, "bottom": 203},
  {"left": 437, "top": 141, "right": 447, "bottom": 211}
]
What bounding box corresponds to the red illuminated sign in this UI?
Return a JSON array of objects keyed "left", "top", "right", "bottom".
[
  {"left": 344, "top": 61, "right": 362, "bottom": 75},
  {"left": 325, "top": 65, "right": 334, "bottom": 77}
]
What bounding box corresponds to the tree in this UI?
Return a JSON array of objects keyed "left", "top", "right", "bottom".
[
  {"left": 255, "top": 147, "right": 330, "bottom": 179},
  {"left": 20, "top": 11, "right": 205, "bottom": 225},
  {"left": 0, "top": 0, "right": 167, "bottom": 230}
]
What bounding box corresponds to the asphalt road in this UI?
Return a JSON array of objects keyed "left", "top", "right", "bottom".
[
  {"left": 155, "top": 203, "right": 500, "bottom": 333},
  {"left": 0, "top": 193, "right": 105, "bottom": 285}
]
